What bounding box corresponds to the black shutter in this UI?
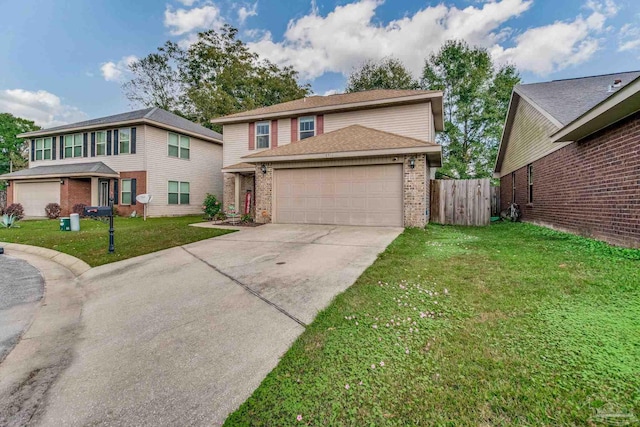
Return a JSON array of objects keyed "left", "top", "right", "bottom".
[
  {"left": 60, "top": 135, "right": 65, "bottom": 159},
  {"left": 83, "top": 133, "right": 88, "bottom": 157},
  {"left": 52, "top": 136, "right": 56, "bottom": 160},
  {"left": 91, "top": 132, "right": 96, "bottom": 157},
  {"left": 113, "top": 179, "right": 119, "bottom": 205},
  {"left": 106, "top": 130, "right": 112, "bottom": 155},
  {"left": 131, "top": 127, "right": 136, "bottom": 154},
  {"left": 113, "top": 129, "right": 119, "bottom": 155},
  {"left": 131, "top": 179, "right": 137, "bottom": 205},
  {"left": 30, "top": 139, "right": 35, "bottom": 161}
]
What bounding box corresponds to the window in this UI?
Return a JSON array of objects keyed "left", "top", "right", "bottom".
[
  {"left": 34, "top": 137, "right": 52, "bottom": 160},
  {"left": 168, "top": 132, "right": 190, "bottom": 159},
  {"left": 528, "top": 164, "right": 533, "bottom": 203},
  {"left": 511, "top": 172, "right": 516, "bottom": 202},
  {"left": 121, "top": 179, "right": 132, "bottom": 205},
  {"left": 168, "top": 181, "right": 190, "bottom": 205},
  {"left": 64, "top": 134, "right": 83, "bottom": 158},
  {"left": 299, "top": 116, "right": 315, "bottom": 139},
  {"left": 256, "top": 121, "right": 270, "bottom": 149},
  {"left": 96, "top": 131, "right": 107, "bottom": 156},
  {"left": 119, "top": 128, "right": 131, "bottom": 154}
]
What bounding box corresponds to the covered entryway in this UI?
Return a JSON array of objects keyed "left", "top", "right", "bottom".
[
  {"left": 14, "top": 181, "right": 60, "bottom": 217},
  {"left": 274, "top": 164, "right": 403, "bottom": 226}
]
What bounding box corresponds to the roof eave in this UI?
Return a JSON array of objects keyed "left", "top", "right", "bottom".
[
  {"left": 2, "top": 172, "right": 120, "bottom": 180},
  {"left": 222, "top": 167, "right": 255, "bottom": 173},
  {"left": 493, "top": 91, "right": 518, "bottom": 174},
  {"left": 211, "top": 92, "right": 444, "bottom": 125}
]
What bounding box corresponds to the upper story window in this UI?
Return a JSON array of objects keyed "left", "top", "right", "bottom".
[
  {"left": 96, "top": 131, "right": 107, "bottom": 156},
  {"left": 256, "top": 121, "right": 270, "bottom": 149},
  {"left": 168, "top": 132, "right": 190, "bottom": 159},
  {"left": 299, "top": 116, "right": 315, "bottom": 140},
  {"left": 64, "top": 134, "right": 83, "bottom": 158},
  {"left": 34, "top": 137, "right": 52, "bottom": 160},
  {"left": 119, "top": 129, "right": 131, "bottom": 154}
]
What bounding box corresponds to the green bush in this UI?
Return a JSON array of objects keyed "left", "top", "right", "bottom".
[{"left": 202, "top": 193, "right": 222, "bottom": 219}]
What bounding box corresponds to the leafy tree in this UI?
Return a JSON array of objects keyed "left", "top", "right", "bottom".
[
  {"left": 0, "top": 113, "right": 40, "bottom": 177},
  {"left": 123, "top": 25, "right": 311, "bottom": 131},
  {"left": 422, "top": 40, "right": 520, "bottom": 178},
  {"left": 346, "top": 57, "right": 419, "bottom": 92}
]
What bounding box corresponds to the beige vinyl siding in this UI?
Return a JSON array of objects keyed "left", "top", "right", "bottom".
[
  {"left": 272, "top": 156, "right": 402, "bottom": 169},
  {"left": 323, "top": 103, "right": 432, "bottom": 141},
  {"left": 223, "top": 123, "right": 249, "bottom": 167},
  {"left": 30, "top": 126, "right": 146, "bottom": 171},
  {"left": 144, "top": 125, "right": 223, "bottom": 216},
  {"left": 499, "top": 98, "right": 569, "bottom": 176},
  {"left": 277, "top": 118, "right": 291, "bottom": 147},
  {"left": 430, "top": 113, "right": 436, "bottom": 142}
]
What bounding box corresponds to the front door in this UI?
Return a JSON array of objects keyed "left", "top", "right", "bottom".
[{"left": 99, "top": 179, "right": 109, "bottom": 206}]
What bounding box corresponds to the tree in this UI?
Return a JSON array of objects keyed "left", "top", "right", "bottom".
[
  {"left": 346, "top": 57, "right": 419, "bottom": 93},
  {"left": 422, "top": 40, "right": 520, "bottom": 178},
  {"left": 123, "top": 25, "right": 311, "bottom": 131},
  {"left": 0, "top": 113, "right": 40, "bottom": 177}
]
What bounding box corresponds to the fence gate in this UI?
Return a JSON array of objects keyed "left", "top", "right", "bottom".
[{"left": 430, "top": 179, "right": 491, "bottom": 226}]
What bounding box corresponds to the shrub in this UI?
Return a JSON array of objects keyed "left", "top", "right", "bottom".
[
  {"left": 45, "top": 203, "right": 61, "bottom": 219},
  {"left": 72, "top": 203, "right": 87, "bottom": 217},
  {"left": 1, "top": 213, "right": 19, "bottom": 228},
  {"left": 4, "top": 203, "right": 24, "bottom": 220},
  {"left": 202, "top": 193, "right": 222, "bottom": 219}
]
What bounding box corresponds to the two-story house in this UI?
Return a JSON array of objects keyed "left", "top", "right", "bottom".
[
  {"left": 211, "top": 90, "right": 444, "bottom": 227},
  {"left": 1, "top": 107, "right": 223, "bottom": 217}
]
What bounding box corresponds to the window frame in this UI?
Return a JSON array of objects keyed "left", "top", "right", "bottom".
[
  {"left": 298, "top": 116, "right": 315, "bottom": 140},
  {"left": 168, "top": 132, "right": 190, "bottom": 160},
  {"left": 255, "top": 121, "right": 270, "bottom": 149},
  {"left": 96, "top": 131, "right": 107, "bottom": 156},
  {"left": 64, "top": 133, "right": 83, "bottom": 158},
  {"left": 168, "top": 180, "right": 190, "bottom": 205},
  {"left": 121, "top": 179, "right": 132, "bottom": 205},
  {"left": 34, "top": 137, "right": 52, "bottom": 161},
  {"left": 118, "top": 128, "right": 131, "bottom": 155},
  {"left": 527, "top": 164, "right": 533, "bottom": 203}
]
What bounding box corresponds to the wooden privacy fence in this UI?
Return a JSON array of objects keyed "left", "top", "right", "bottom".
[{"left": 430, "top": 179, "right": 491, "bottom": 226}]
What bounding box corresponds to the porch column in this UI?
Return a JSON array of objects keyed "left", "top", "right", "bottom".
[
  {"left": 90, "top": 177, "right": 99, "bottom": 206},
  {"left": 234, "top": 174, "right": 241, "bottom": 212}
]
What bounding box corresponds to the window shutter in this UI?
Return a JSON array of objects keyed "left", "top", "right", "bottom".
[
  {"left": 60, "top": 136, "right": 65, "bottom": 159},
  {"left": 113, "top": 129, "right": 119, "bottom": 155},
  {"left": 113, "top": 179, "right": 119, "bottom": 205},
  {"left": 52, "top": 136, "right": 57, "bottom": 160},
  {"left": 131, "top": 178, "right": 137, "bottom": 205},
  {"left": 317, "top": 115, "right": 324, "bottom": 135},
  {"left": 30, "top": 139, "right": 35, "bottom": 161},
  {"left": 131, "top": 127, "right": 137, "bottom": 154},
  {"left": 291, "top": 118, "right": 298, "bottom": 142},
  {"left": 91, "top": 132, "right": 96, "bottom": 157},
  {"left": 271, "top": 120, "right": 278, "bottom": 148},
  {"left": 83, "top": 133, "right": 88, "bottom": 157},
  {"left": 106, "top": 130, "right": 112, "bottom": 155},
  {"left": 248, "top": 122, "right": 255, "bottom": 150}
]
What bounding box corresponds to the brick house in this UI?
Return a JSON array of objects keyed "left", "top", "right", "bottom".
[
  {"left": 211, "top": 90, "right": 444, "bottom": 227},
  {"left": 0, "top": 108, "right": 223, "bottom": 217},
  {"left": 494, "top": 71, "right": 640, "bottom": 248}
]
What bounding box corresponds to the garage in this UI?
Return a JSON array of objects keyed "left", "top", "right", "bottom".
[
  {"left": 14, "top": 181, "right": 60, "bottom": 217},
  {"left": 275, "top": 164, "right": 403, "bottom": 226}
]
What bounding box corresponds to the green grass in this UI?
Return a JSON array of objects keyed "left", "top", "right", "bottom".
[
  {"left": 0, "top": 216, "right": 233, "bottom": 267},
  {"left": 225, "top": 222, "right": 640, "bottom": 426}
]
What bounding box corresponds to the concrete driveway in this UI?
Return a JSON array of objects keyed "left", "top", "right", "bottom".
[{"left": 35, "top": 224, "right": 402, "bottom": 426}]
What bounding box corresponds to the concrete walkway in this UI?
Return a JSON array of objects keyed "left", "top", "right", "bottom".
[{"left": 33, "top": 224, "right": 402, "bottom": 426}]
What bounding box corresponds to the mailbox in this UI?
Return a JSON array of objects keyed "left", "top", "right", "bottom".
[{"left": 83, "top": 206, "right": 113, "bottom": 217}]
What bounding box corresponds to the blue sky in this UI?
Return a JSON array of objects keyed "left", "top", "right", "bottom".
[{"left": 0, "top": 0, "right": 638, "bottom": 127}]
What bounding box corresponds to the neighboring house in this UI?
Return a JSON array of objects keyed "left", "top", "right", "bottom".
[
  {"left": 495, "top": 71, "right": 640, "bottom": 248},
  {"left": 211, "top": 90, "right": 444, "bottom": 227},
  {"left": 0, "top": 108, "right": 223, "bottom": 217}
]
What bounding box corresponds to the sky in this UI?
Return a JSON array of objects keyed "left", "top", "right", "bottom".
[{"left": 0, "top": 0, "right": 638, "bottom": 128}]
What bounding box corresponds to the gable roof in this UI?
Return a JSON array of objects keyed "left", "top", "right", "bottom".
[
  {"left": 0, "top": 161, "right": 119, "bottom": 180},
  {"left": 242, "top": 125, "right": 441, "bottom": 166},
  {"left": 210, "top": 89, "right": 445, "bottom": 131},
  {"left": 18, "top": 107, "right": 222, "bottom": 143}
]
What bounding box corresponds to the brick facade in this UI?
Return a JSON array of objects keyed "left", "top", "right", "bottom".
[
  {"left": 5, "top": 186, "right": 12, "bottom": 207},
  {"left": 255, "top": 164, "right": 273, "bottom": 223},
  {"left": 115, "top": 171, "right": 147, "bottom": 217},
  {"left": 60, "top": 178, "right": 92, "bottom": 216},
  {"left": 403, "top": 154, "right": 429, "bottom": 227},
  {"left": 500, "top": 111, "right": 640, "bottom": 248},
  {"left": 223, "top": 173, "right": 255, "bottom": 216}
]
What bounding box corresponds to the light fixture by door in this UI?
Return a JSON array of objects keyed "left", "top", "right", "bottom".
[
  {"left": 260, "top": 164, "right": 267, "bottom": 174},
  {"left": 409, "top": 158, "right": 416, "bottom": 169}
]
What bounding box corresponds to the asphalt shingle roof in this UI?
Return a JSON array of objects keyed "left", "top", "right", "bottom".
[
  {"left": 516, "top": 71, "right": 640, "bottom": 125},
  {"left": 0, "top": 162, "right": 118, "bottom": 179}
]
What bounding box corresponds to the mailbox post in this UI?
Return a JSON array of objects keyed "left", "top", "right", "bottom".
[
  {"left": 83, "top": 199, "right": 115, "bottom": 254},
  {"left": 108, "top": 196, "right": 114, "bottom": 253}
]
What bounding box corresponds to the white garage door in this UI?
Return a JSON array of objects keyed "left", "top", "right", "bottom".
[
  {"left": 14, "top": 181, "right": 60, "bottom": 217},
  {"left": 275, "top": 164, "right": 403, "bottom": 226}
]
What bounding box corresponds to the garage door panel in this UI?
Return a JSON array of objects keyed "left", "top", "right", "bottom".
[
  {"left": 275, "top": 164, "right": 403, "bottom": 227},
  {"left": 15, "top": 181, "right": 60, "bottom": 217}
]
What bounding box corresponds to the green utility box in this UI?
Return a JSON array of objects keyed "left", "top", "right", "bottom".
[{"left": 59, "top": 217, "right": 71, "bottom": 231}]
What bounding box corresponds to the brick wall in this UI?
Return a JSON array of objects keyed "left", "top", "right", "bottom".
[
  {"left": 223, "top": 174, "right": 235, "bottom": 212},
  {"left": 254, "top": 164, "right": 273, "bottom": 223},
  {"left": 240, "top": 175, "right": 255, "bottom": 216},
  {"left": 6, "top": 183, "right": 13, "bottom": 206},
  {"left": 500, "top": 111, "right": 640, "bottom": 248},
  {"left": 60, "top": 178, "right": 92, "bottom": 216},
  {"left": 115, "top": 171, "right": 147, "bottom": 217},
  {"left": 403, "top": 154, "right": 428, "bottom": 227}
]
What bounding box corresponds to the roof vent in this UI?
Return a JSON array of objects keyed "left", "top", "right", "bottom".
[{"left": 608, "top": 79, "right": 623, "bottom": 93}]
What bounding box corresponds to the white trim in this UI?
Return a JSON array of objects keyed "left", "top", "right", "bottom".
[
  {"left": 255, "top": 121, "right": 271, "bottom": 149},
  {"left": 117, "top": 128, "right": 132, "bottom": 155},
  {"left": 222, "top": 167, "right": 254, "bottom": 173},
  {"left": 63, "top": 133, "right": 84, "bottom": 158},
  {"left": 243, "top": 145, "right": 441, "bottom": 163},
  {"left": 167, "top": 131, "right": 191, "bottom": 160},
  {"left": 95, "top": 130, "right": 107, "bottom": 156},
  {"left": 4, "top": 172, "right": 119, "bottom": 180},
  {"left": 298, "top": 116, "right": 315, "bottom": 140}
]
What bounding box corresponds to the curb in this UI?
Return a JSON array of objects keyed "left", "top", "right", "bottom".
[{"left": 0, "top": 242, "right": 91, "bottom": 276}]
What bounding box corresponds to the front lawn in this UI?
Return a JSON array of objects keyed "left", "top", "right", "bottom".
[
  {"left": 226, "top": 223, "right": 640, "bottom": 426},
  {"left": 0, "top": 216, "right": 233, "bottom": 267}
]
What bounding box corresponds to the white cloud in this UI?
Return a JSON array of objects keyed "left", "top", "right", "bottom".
[
  {"left": 618, "top": 22, "right": 640, "bottom": 52},
  {"left": 322, "top": 89, "right": 341, "bottom": 96},
  {"left": 100, "top": 55, "right": 138, "bottom": 82},
  {"left": 176, "top": 0, "right": 198, "bottom": 6},
  {"left": 246, "top": 0, "right": 619, "bottom": 79},
  {"left": 0, "top": 89, "right": 88, "bottom": 128},
  {"left": 164, "top": 5, "right": 223, "bottom": 35},
  {"left": 238, "top": 2, "right": 258, "bottom": 25}
]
